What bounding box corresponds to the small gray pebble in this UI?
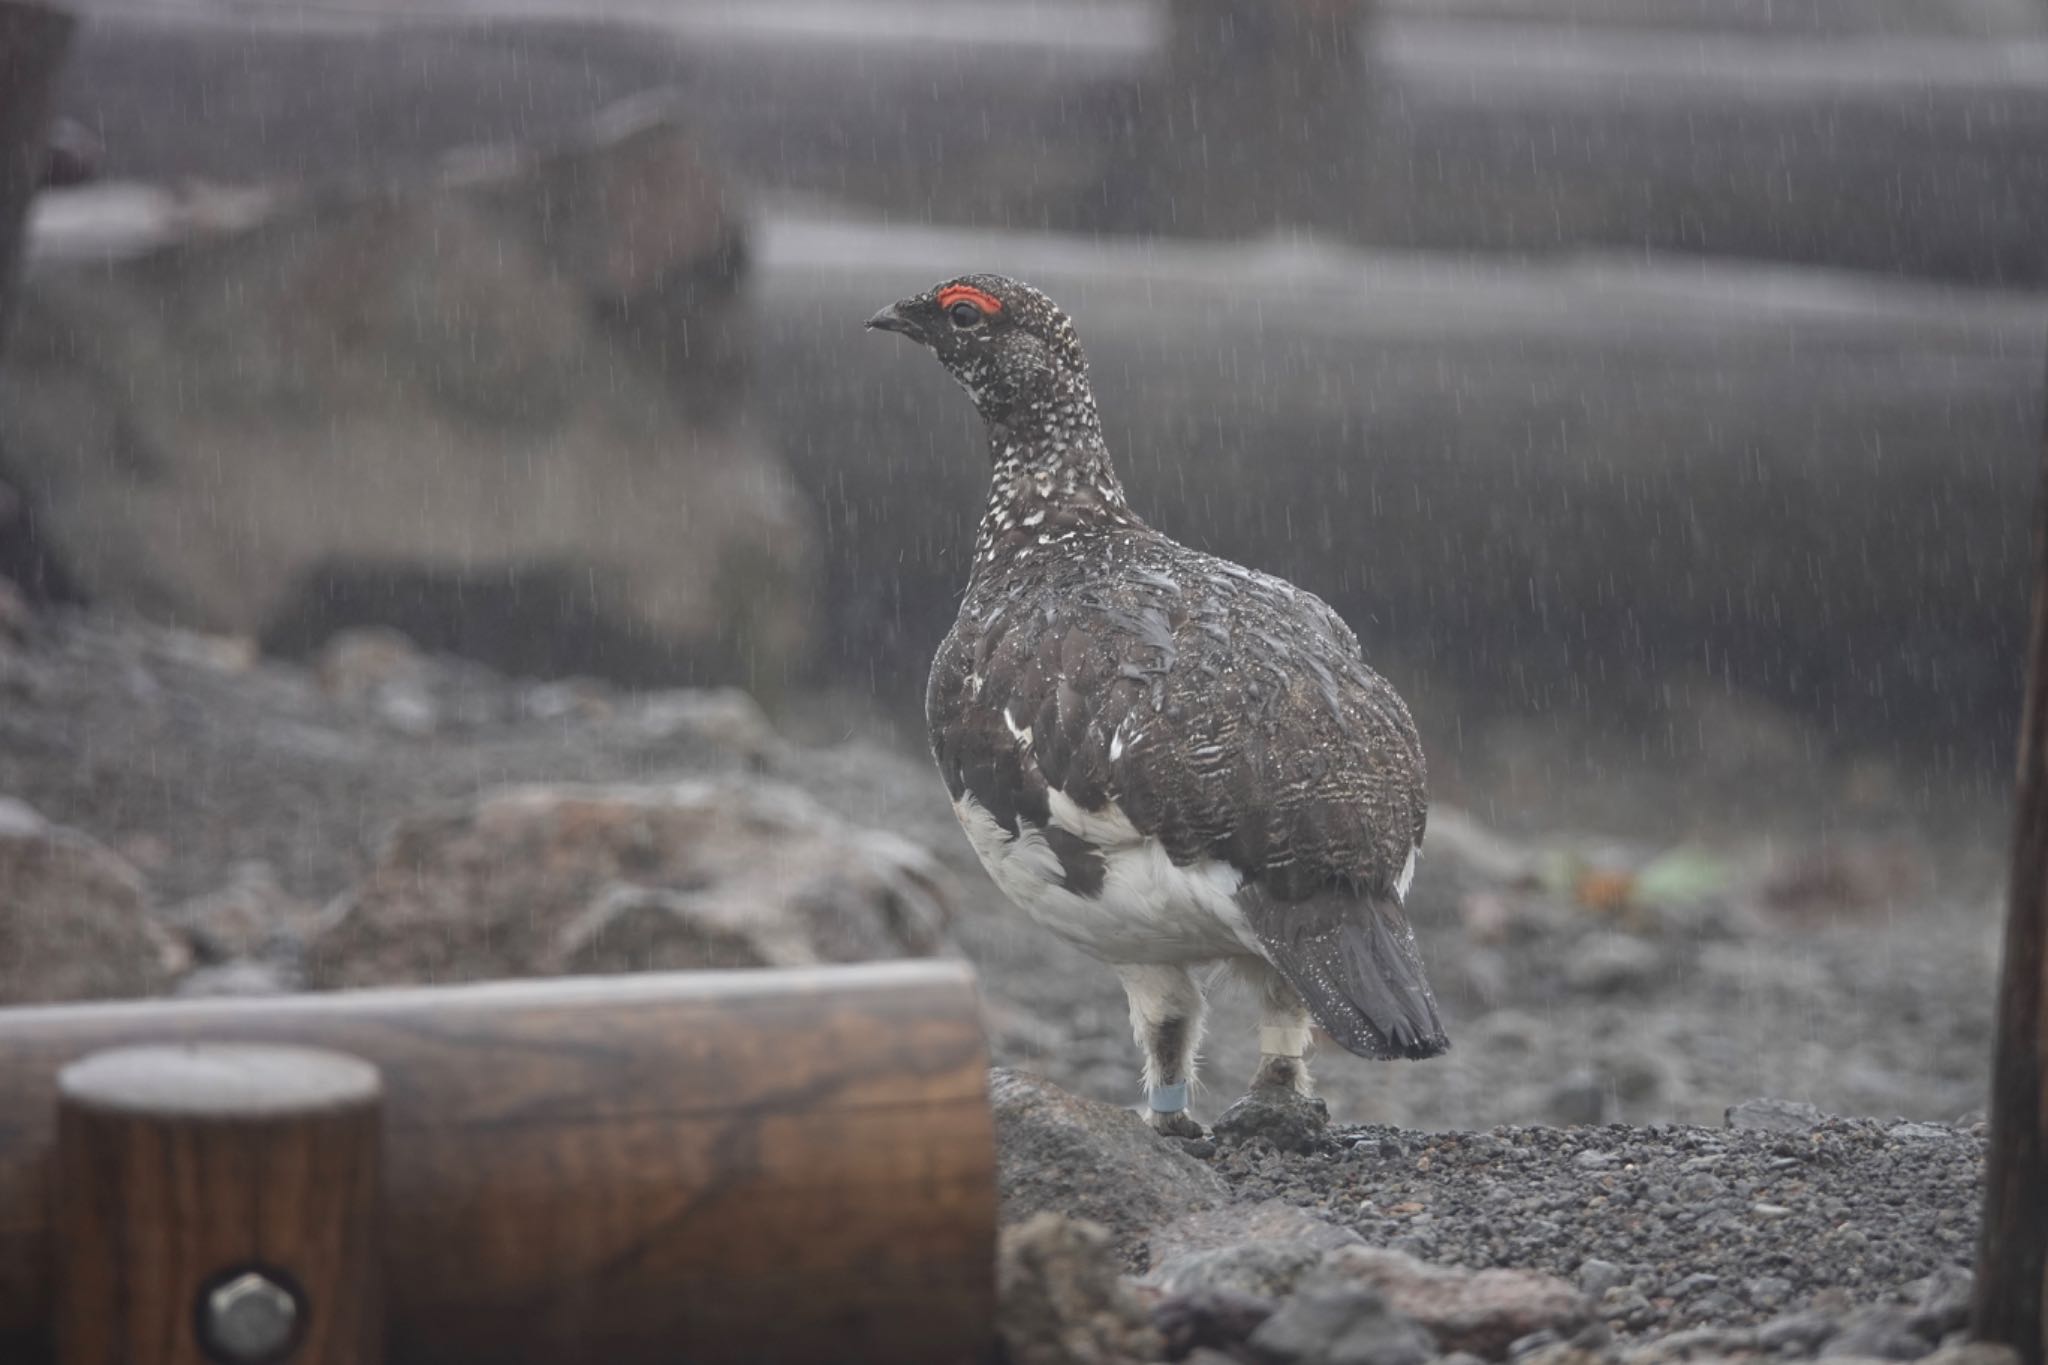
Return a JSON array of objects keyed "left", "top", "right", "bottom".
[
  {"left": 1578, "top": 1258, "right": 1626, "bottom": 1299},
  {"left": 1747, "top": 1277, "right": 1797, "bottom": 1310},
  {"left": 1572, "top": 1321, "right": 1615, "bottom": 1351},
  {"left": 1758, "top": 1311, "right": 1843, "bottom": 1353},
  {"left": 1692, "top": 1291, "right": 1742, "bottom": 1321},
  {"left": 1675, "top": 1172, "right": 1725, "bottom": 1202}
]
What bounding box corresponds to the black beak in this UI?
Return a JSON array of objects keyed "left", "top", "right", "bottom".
[{"left": 866, "top": 301, "right": 927, "bottom": 344}]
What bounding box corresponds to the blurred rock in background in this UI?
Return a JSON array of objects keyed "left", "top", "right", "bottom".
[
  {"left": 0, "top": 794, "right": 183, "bottom": 1004},
  {"left": 306, "top": 776, "right": 953, "bottom": 990},
  {"left": 7, "top": 92, "right": 805, "bottom": 688},
  {"left": 24, "top": 0, "right": 2043, "bottom": 759}
]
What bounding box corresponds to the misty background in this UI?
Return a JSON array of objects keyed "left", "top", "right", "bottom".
[{"left": 2, "top": 0, "right": 2044, "bottom": 1128}]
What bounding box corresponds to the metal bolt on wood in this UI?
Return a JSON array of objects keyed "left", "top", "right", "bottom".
[
  {"left": 53, "top": 1042, "right": 383, "bottom": 1365},
  {"left": 199, "top": 1270, "right": 302, "bottom": 1365}
]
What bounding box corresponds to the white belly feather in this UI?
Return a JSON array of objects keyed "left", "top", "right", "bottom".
[
  {"left": 953, "top": 790, "right": 1259, "bottom": 964},
  {"left": 950, "top": 701, "right": 1421, "bottom": 965}
]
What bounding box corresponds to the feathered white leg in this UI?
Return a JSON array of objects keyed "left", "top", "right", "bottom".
[
  {"left": 1116, "top": 963, "right": 1206, "bottom": 1137},
  {"left": 1235, "top": 957, "right": 1316, "bottom": 1095}
]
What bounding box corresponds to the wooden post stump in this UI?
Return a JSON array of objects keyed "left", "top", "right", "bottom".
[
  {"left": 0, "top": 963, "right": 995, "bottom": 1365},
  {"left": 54, "top": 1044, "right": 383, "bottom": 1365}
]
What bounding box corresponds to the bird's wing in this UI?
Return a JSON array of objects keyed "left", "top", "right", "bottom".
[
  {"left": 1060, "top": 560, "right": 1423, "bottom": 890},
  {"left": 929, "top": 548, "right": 1443, "bottom": 1058}
]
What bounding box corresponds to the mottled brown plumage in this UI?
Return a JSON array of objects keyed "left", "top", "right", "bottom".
[{"left": 870, "top": 274, "right": 1445, "bottom": 1126}]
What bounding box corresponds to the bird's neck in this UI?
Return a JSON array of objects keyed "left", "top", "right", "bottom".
[{"left": 970, "top": 373, "right": 1138, "bottom": 581}]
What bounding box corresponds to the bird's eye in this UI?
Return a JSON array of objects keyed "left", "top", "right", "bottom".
[{"left": 948, "top": 300, "right": 986, "bottom": 329}]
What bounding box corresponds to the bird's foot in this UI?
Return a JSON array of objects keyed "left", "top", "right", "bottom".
[
  {"left": 1144, "top": 1079, "right": 1203, "bottom": 1137},
  {"left": 1147, "top": 1107, "right": 1205, "bottom": 1140},
  {"left": 1250, "top": 1053, "right": 1314, "bottom": 1096}
]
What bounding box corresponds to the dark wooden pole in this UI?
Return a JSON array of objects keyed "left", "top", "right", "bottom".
[
  {"left": 0, "top": 1, "right": 72, "bottom": 344},
  {"left": 1973, "top": 360, "right": 2048, "bottom": 1363},
  {"left": 55, "top": 1045, "right": 384, "bottom": 1365},
  {"left": 0, "top": 2, "right": 79, "bottom": 608},
  {"left": 0, "top": 962, "right": 995, "bottom": 1365}
]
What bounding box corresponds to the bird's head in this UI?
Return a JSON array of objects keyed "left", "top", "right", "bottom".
[{"left": 866, "top": 273, "right": 1089, "bottom": 429}]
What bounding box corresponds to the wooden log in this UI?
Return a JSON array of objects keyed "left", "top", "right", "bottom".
[
  {"left": 55, "top": 1045, "right": 383, "bottom": 1365},
  {"left": 1972, "top": 360, "right": 2048, "bottom": 1365},
  {"left": 0, "top": 962, "right": 996, "bottom": 1365}
]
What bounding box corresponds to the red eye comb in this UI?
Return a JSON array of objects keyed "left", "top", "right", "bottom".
[{"left": 937, "top": 284, "right": 1004, "bottom": 315}]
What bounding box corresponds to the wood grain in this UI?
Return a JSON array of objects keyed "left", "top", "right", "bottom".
[
  {"left": 0, "top": 962, "right": 997, "bottom": 1365},
  {"left": 56, "top": 1045, "right": 383, "bottom": 1365}
]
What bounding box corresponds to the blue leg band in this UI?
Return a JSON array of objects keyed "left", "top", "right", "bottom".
[{"left": 1149, "top": 1081, "right": 1189, "bottom": 1114}]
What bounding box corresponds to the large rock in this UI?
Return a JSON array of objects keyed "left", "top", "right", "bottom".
[
  {"left": 5, "top": 97, "right": 810, "bottom": 686},
  {"left": 1150, "top": 1200, "right": 1366, "bottom": 1271},
  {"left": 1146, "top": 1201, "right": 1366, "bottom": 1303},
  {"left": 1247, "top": 1283, "right": 1437, "bottom": 1365},
  {"left": 1213, "top": 1086, "right": 1334, "bottom": 1155},
  {"left": 1317, "top": 1247, "right": 1591, "bottom": 1360},
  {"left": 1150, "top": 1244, "right": 1334, "bottom": 1308},
  {"left": 995, "top": 1214, "right": 1165, "bottom": 1365},
  {"left": 989, "top": 1068, "right": 1231, "bottom": 1270},
  {"left": 305, "top": 777, "right": 952, "bottom": 989},
  {"left": 0, "top": 794, "right": 181, "bottom": 1003}
]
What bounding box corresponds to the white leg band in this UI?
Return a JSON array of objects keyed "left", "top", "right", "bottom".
[
  {"left": 1149, "top": 1080, "right": 1190, "bottom": 1113},
  {"left": 1259, "top": 1025, "right": 1306, "bottom": 1058}
]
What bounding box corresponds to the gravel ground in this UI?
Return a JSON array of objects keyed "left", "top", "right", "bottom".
[
  {"left": 0, "top": 606, "right": 2011, "bottom": 1363},
  {"left": 1216, "top": 1110, "right": 1981, "bottom": 1338},
  {"left": 0, "top": 605, "right": 2010, "bottom": 1137}
]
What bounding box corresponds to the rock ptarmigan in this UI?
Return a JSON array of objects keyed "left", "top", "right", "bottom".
[{"left": 868, "top": 274, "right": 1447, "bottom": 1135}]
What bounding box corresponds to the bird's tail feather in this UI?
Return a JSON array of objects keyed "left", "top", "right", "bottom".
[{"left": 1255, "top": 891, "right": 1449, "bottom": 1061}]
